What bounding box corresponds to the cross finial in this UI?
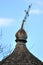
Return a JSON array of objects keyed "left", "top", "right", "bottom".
[{"left": 21, "top": 4, "right": 32, "bottom": 29}]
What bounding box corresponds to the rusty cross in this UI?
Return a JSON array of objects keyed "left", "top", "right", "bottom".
[{"left": 21, "top": 4, "right": 32, "bottom": 29}]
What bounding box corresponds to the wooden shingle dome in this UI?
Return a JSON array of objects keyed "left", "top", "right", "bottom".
[{"left": 0, "top": 4, "right": 43, "bottom": 65}]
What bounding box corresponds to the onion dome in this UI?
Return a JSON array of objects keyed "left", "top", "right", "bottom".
[{"left": 15, "top": 28, "right": 27, "bottom": 42}]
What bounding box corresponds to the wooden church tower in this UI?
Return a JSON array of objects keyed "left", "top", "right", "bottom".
[{"left": 0, "top": 4, "right": 43, "bottom": 65}]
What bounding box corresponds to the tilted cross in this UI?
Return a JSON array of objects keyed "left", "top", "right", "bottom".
[{"left": 21, "top": 4, "right": 32, "bottom": 29}]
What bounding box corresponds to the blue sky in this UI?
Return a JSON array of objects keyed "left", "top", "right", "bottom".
[{"left": 0, "top": 0, "right": 43, "bottom": 62}]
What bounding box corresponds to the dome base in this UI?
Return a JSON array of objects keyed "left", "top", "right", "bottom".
[{"left": 15, "top": 39, "right": 27, "bottom": 43}]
